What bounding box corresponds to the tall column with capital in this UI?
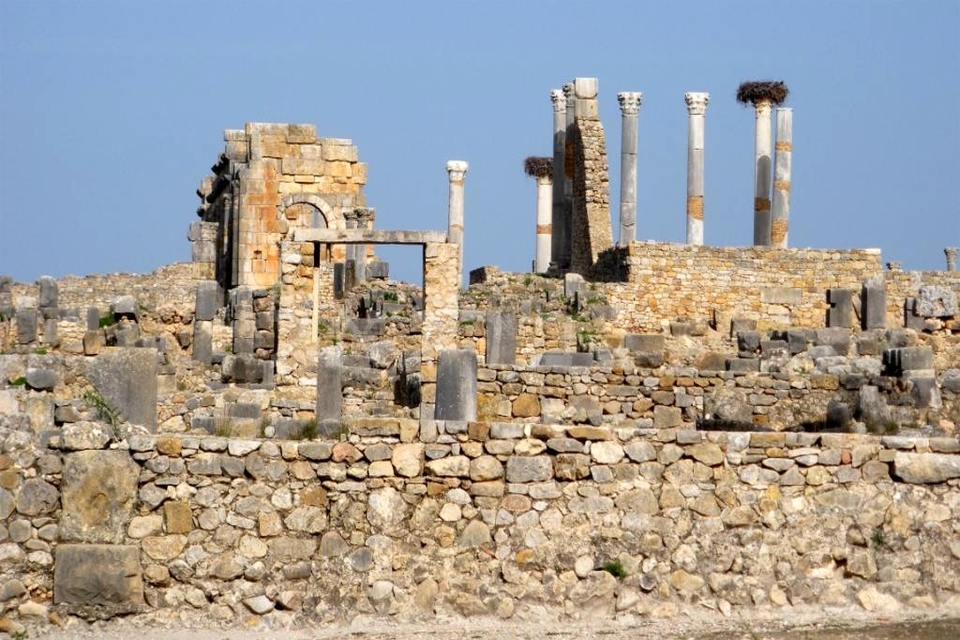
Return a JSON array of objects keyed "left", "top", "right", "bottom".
[
  {"left": 352, "top": 207, "right": 375, "bottom": 282},
  {"left": 945, "top": 247, "right": 957, "bottom": 271},
  {"left": 684, "top": 92, "right": 709, "bottom": 245},
  {"left": 617, "top": 92, "right": 642, "bottom": 245},
  {"left": 550, "top": 89, "right": 566, "bottom": 270},
  {"left": 770, "top": 108, "right": 793, "bottom": 248},
  {"left": 525, "top": 157, "right": 553, "bottom": 272},
  {"left": 561, "top": 82, "right": 575, "bottom": 269},
  {"left": 446, "top": 160, "right": 468, "bottom": 286}
]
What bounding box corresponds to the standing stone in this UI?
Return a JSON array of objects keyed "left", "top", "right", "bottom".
[
  {"left": 87, "top": 348, "right": 158, "bottom": 431},
  {"left": 195, "top": 280, "right": 219, "bottom": 322},
  {"left": 684, "top": 92, "right": 710, "bottom": 245},
  {"left": 435, "top": 349, "right": 477, "bottom": 421},
  {"left": 562, "top": 82, "right": 576, "bottom": 270},
  {"left": 86, "top": 307, "right": 101, "bottom": 331},
  {"left": 316, "top": 345, "right": 343, "bottom": 424},
  {"left": 353, "top": 208, "right": 376, "bottom": 283},
  {"left": 770, "top": 108, "right": 793, "bottom": 248},
  {"left": 60, "top": 451, "right": 140, "bottom": 544},
  {"left": 827, "top": 289, "right": 854, "bottom": 328},
  {"left": 550, "top": 89, "right": 567, "bottom": 270},
  {"left": 15, "top": 309, "right": 37, "bottom": 344},
  {"left": 54, "top": 544, "right": 143, "bottom": 611},
  {"left": 230, "top": 288, "right": 256, "bottom": 355},
  {"left": 861, "top": 276, "right": 886, "bottom": 330},
  {"left": 38, "top": 276, "right": 58, "bottom": 318},
  {"left": 485, "top": 311, "right": 517, "bottom": 366},
  {"left": 446, "top": 161, "right": 469, "bottom": 287},
  {"left": 617, "top": 92, "right": 642, "bottom": 245}
]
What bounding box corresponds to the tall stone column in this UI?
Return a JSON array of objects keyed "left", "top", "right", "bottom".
[
  {"left": 550, "top": 89, "right": 566, "bottom": 270},
  {"left": 946, "top": 247, "right": 958, "bottom": 271},
  {"left": 446, "top": 160, "right": 468, "bottom": 286},
  {"left": 617, "top": 92, "right": 642, "bottom": 245},
  {"left": 561, "top": 82, "right": 576, "bottom": 269},
  {"left": 352, "top": 207, "right": 375, "bottom": 282},
  {"left": 342, "top": 209, "right": 359, "bottom": 289},
  {"left": 535, "top": 172, "right": 553, "bottom": 273},
  {"left": 684, "top": 92, "right": 709, "bottom": 246},
  {"left": 752, "top": 99, "right": 773, "bottom": 245},
  {"left": 771, "top": 108, "right": 793, "bottom": 248}
]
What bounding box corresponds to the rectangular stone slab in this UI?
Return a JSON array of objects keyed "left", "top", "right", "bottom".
[{"left": 54, "top": 544, "right": 143, "bottom": 610}]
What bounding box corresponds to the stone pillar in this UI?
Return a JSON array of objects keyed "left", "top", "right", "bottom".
[
  {"left": 535, "top": 173, "right": 553, "bottom": 273},
  {"left": 550, "top": 89, "right": 567, "bottom": 271},
  {"left": 617, "top": 92, "right": 642, "bottom": 245},
  {"left": 946, "top": 247, "right": 958, "bottom": 271},
  {"left": 353, "top": 207, "right": 376, "bottom": 283},
  {"left": 684, "top": 92, "right": 709, "bottom": 246},
  {"left": 342, "top": 209, "right": 358, "bottom": 290},
  {"left": 561, "top": 82, "right": 576, "bottom": 269},
  {"left": 752, "top": 99, "right": 773, "bottom": 245},
  {"left": 770, "top": 108, "right": 793, "bottom": 248},
  {"left": 446, "top": 160, "right": 468, "bottom": 287}
]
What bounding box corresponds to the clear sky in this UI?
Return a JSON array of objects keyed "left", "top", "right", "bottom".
[{"left": 1, "top": 1, "right": 958, "bottom": 285}]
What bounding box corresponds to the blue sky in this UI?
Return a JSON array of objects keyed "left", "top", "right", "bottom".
[{"left": 1, "top": 1, "right": 958, "bottom": 285}]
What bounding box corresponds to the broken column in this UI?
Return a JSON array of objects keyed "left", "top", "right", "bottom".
[
  {"left": 771, "top": 108, "right": 793, "bottom": 248},
  {"left": 946, "top": 247, "right": 958, "bottom": 271},
  {"left": 617, "top": 91, "right": 642, "bottom": 245},
  {"left": 684, "top": 92, "right": 710, "bottom": 246},
  {"left": 446, "top": 160, "right": 469, "bottom": 287},
  {"left": 550, "top": 89, "right": 567, "bottom": 271},
  {"left": 524, "top": 157, "right": 553, "bottom": 273},
  {"left": 192, "top": 280, "right": 218, "bottom": 364}
]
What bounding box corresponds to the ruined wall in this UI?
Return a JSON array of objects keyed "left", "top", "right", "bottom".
[
  {"left": 569, "top": 117, "right": 613, "bottom": 274},
  {"left": 599, "top": 243, "right": 884, "bottom": 332},
  {"left": 1, "top": 423, "right": 958, "bottom": 626}
]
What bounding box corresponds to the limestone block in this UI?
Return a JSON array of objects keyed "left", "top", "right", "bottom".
[
  {"left": 827, "top": 289, "right": 855, "bottom": 328},
  {"left": 15, "top": 309, "right": 37, "bottom": 343},
  {"left": 54, "top": 544, "right": 143, "bottom": 611},
  {"left": 892, "top": 452, "right": 960, "bottom": 483},
  {"left": 61, "top": 450, "right": 140, "bottom": 543},
  {"left": 88, "top": 348, "right": 158, "bottom": 431},
  {"left": 914, "top": 286, "right": 957, "bottom": 318},
  {"left": 485, "top": 311, "right": 517, "bottom": 366},
  {"left": 435, "top": 350, "right": 477, "bottom": 421},
  {"left": 861, "top": 276, "right": 886, "bottom": 330},
  {"left": 316, "top": 346, "right": 343, "bottom": 422}
]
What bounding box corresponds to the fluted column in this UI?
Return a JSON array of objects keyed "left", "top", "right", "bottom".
[
  {"left": 771, "top": 108, "right": 793, "bottom": 248},
  {"left": 550, "top": 89, "right": 566, "bottom": 270},
  {"left": 684, "top": 92, "right": 709, "bottom": 245},
  {"left": 446, "top": 160, "right": 468, "bottom": 286},
  {"left": 946, "top": 247, "right": 958, "bottom": 271},
  {"left": 752, "top": 99, "right": 773, "bottom": 245},
  {"left": 353, "top": 207, "right": 375, "bottom": 282},
  {"left": 617, "top": 91, "right": 642, "bottom": 245}
]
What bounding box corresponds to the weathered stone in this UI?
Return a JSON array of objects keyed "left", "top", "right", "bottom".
[
  {"left": 88, "top": 348, "right": 158, "bottom": 430},
  {"left": 505, "top": 456, "right": 553, "bottom": 483},
  {"left": 54, "top": 544, "right": 143, "bottom": 611},
  {"left": 469, "top": 455, "right": 503, "bottom": 481},
  {"left": 590, "top": 441, "right": 624, "bottom": 464},
  {"left": 435, "top": 349, "right": 477, "bottom": 421},
  {"left": 60, "top": 421, "right": 113, "bottom": 451},
  {"left": 367, "top": 487, "right": 407, "bottom": 532},
  {"left": 25, "top": 367, "right": 57, "bottom": 391},
  {"left": 392, "top": 443, "right": 424, "bottom": 478},
  {"left": 893, "top": 452, "right": 960, "bottom": 483},
  {"left": 512, "top": 393, "right": 540, "bottom": 418},
  {"left": 914, "top": 285, "right": 957, "bottom": 318},
  {"left": 15, "top": 478, "right": 58, "bottom": 517},
  {"left": 425, "top": 455, "right": 470, "bottom": 477},
  {"left": 141, "top": 535, "right": 187, "bottom": 561},
  {"left": 485, "top": 311, "right": 517, "bottom": 366},
  {"left": 60, "top": 450, "right": 139, "bottom": 544}
]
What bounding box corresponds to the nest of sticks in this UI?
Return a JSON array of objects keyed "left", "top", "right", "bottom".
[
  {"left": 523, "top": 156, "right": 553, "bottom": 178},
  {"left": 736, "top": 81, "right": 789, "bottom": 106}
]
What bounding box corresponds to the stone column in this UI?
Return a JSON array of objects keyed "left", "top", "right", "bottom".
[
  {"left": 752, "top": 99, "right": 773, "bottom": 245},
  {"left": 446, "top": 160, "right": 469, "bottom": 287},
  {"left": 945, "top": 247, "right": 958, "bottom": 271},
  {"left": 770, "top": 108, "right": 793, "bottom": 248},
  {"left": 353, "top": 207, "right": 375, "bottom": 283},
  {"left": 535, "top": 173, "right": 553, "bottom": 272},
  {"left": 342, "top": 209, "right": 359, "bottom": 290},
  {"left": 617, "top": 92, "right": 642, "bottom": 245},
  {"left": 561, "top": 82, "right": 576, "bottom": 269},
  {"left": 550, "top": 89, "right": 567, "bottom": 270},
  {"left": 684, "top": 92, "right": 710, "bottom": 246}
]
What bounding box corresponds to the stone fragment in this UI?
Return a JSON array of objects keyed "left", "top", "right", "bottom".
[
  {"left": 60, "top": 450, "right": 140, "bottom": 544},
  {"left": 861, "top": 276, "right": 886, "bottom": 330},
  {"left": 505, "top": 456, "right": 553, "bottom": 483},
  {"left": 485, "top": 311, "right": 517, "bottom": 366},
  {"left": 88, "top": 348, "right": 158, "bottom": 430},
  {"left": 892, "top": 452, "right": 960, "bottom": 483},
  {"left": 914, "top": 285, "right": 957, "bottom": 318},
  {"left": 243, "top": 595, "right": 275, "bottom": 615},
  {"left": 392, "top": 443, "right": 424, "bottom": 478},
  {"left": 425, "top": 455, "right": 470, "bottom": 477},
  {"left": 25, "top": 367, "right": 57, "bottom": 391},
  {"left": 590, "top": 441, "right": 624, "bottom": 464},
  {"left": 54, "top": 544, "right": 143, "bottom": 610},
  {"left": 435, "top": 349, "right": 477, "bottom": 421},
  {"left": 15, "top": 478, "right": 58, "bottom": 517}
]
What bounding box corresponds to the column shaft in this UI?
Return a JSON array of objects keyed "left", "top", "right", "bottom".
[
  {"left": 685, "top": 92, "right": 709, "bottom": 246},
  {"left": 550, "top": 89, "right": 566, "bottom": 269},
  {"left": 771, "top": 108, "right": 793, "bottom": 248},
  {"left": 535, "top": 175, "right": 552, "bottom": 272},
  {"left": 753, "top": 100, "right": 773, "bottom": 245},
  {"left": 561, "top": 83, "right": 575, "bottom": 269},
  {"left": 617, "top": 92, "right": 642, "bottom": 245},
  {"left": 446, "top": 161, "right": 468, "bottom": 286}
]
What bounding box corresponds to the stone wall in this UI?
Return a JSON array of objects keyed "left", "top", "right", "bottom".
[
  {"left": 1, "top": 422, "right": 958, "bottom": 625},
  {"left": 569, "top": 117, "right": 612, "bottom": 274}
]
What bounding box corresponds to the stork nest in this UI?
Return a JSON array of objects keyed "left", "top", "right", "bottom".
[
  {"left": 736, "top": 81, "right": 789, "bottom": 106},
  {"left": 523, "top": 156, "right": 553, "bottom": 178}
]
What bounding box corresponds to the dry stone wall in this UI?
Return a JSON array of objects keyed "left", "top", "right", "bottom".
[{"left": 0, "top": 421, "right": 958, "bottom": 626}]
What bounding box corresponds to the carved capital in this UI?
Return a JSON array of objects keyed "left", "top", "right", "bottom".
[
  {"left": 352, "top": 207, "right": 376, "bottom": 225},
  {"left": 617, "top": 92, "right": 643, "bottom": 116},
  {"left": 684, "top": 92, "right": 710, "bottom": 116},
  {"left": 550, "top": 89, "right": 567, "bottom": 114},
  {"left": 446, "top": 160, "right": 469, "bottom": 182}
]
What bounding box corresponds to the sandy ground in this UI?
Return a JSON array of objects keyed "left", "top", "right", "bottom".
[{"left": 19, "top": 606, "right": 960, "bottom": 640}]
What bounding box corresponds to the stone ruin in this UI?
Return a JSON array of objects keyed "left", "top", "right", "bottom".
[{"left": 0, "top": 76, "right": 958, "bottom": 633}]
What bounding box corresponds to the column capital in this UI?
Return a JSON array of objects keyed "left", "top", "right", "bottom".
[
  {"left": 617, "top": 92, "right": 643, "bottom": 116},
  {"left": 446, "top": 160, "right": 469, "bottom": 181},
  {"left": 352, "top": 207, "right": 376, "bottom": 225},
  {"left": 550, "top": 89, "right": 567, "bottom": 113},
  {"left": 562, "top": 83, "right": 575, "bottom": 99},
  {"left": 684, "top": 92, "right": 710, "bottom": 115}
]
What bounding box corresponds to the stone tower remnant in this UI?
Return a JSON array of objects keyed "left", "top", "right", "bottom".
[
  {"left": 617, "top": 91, "right": 642, "bottom": 245},
  {"left": 684, "top": 92, "right": 710, "bottom": 246}
]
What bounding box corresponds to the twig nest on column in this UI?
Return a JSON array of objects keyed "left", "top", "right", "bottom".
[
  {"left": 736, "top": 81, "right": 789, "bottom": 106},
  {"left": 523, "top": 156, "right": 553, "bottom": 178}
]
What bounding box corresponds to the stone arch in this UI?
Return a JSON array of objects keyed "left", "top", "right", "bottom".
[
  {"left": 278, "top": 194, "right": 346, "bottom": 263},
  {"left": 278, "top": 194, "right": 344, "bottom": 231}
]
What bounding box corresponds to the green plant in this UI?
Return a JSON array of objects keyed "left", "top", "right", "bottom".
[
  {"left": 10, "top": 376, "right": 26, "bottom": 387},
  {"left": 83, "top": 388, "right": 122, "bottom": 438},
  {"left": 383, "top": 291, "right": 399, "bottom": 303},
  {"left": 98, "top": 313, "right": 117, "bottom": 328},
  {"left": 34, "top": 347, "right": 48, "bottom": 355},
  {"left": 213, "top": 410, "right": 232, "bottom": 437},
  {"left": 317, "top": 319, "right": 330, "bottom": 335},
  {"left": 523, "top": 275, "right": 533, "bottom": 287},
  {"left": 10, "top": 628, "right": 28, "bottom": 640},
  {"left": 871, "top": 526, "right": 888, "bottom": 550},
  {"left": 601, "top": 558, "right": 627, "bottom": 580},
  {"left": 292, "top": 418, "right": 318, "bottom": 441},
  {"left": 458, "top": 318, "right": 476, "bottom": 326}
]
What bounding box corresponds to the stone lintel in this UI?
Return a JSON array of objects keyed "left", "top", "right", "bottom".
[{"left": 293, "top": 229, "right": 447, "bottom": 245}]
